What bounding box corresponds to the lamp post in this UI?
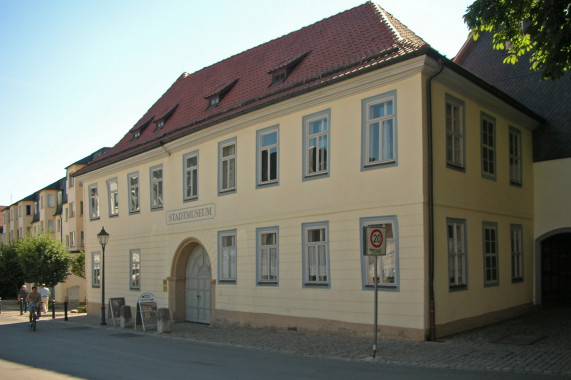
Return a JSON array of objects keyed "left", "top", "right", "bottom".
[{"left": 97, "top": 227, "right": 110, "bottom": 325}]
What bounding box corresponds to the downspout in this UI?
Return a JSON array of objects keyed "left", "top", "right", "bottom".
[{"left": 427, "top": 59, "right": 443, "bottom": 341}]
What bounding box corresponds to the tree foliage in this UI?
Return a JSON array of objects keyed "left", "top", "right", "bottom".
[
  {"left": 15, "top": 234, "right": 70, "bottom": 288},
  {"left": 464, "top": 0, "right": 571, "bottom": 80},
  {"left": 70, "top": 251, "right": 85, "bottom": 279},
  {"left": 0, "top": 243, "right": 25, "bottom": 299}
]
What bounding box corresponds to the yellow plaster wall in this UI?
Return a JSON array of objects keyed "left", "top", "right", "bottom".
[
  {"left": 534, "top": 158, "right": 571, "bottom": 238},
  {"left": 82, "top": 68, "right": 429, "bottom": 332},
  {"left": 430, "top": 81, "right": 534, "bottom": 327}
]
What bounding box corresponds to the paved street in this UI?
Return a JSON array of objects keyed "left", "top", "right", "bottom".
[{"left": 1, "top": 299, "right": 569, "bottom": 378}]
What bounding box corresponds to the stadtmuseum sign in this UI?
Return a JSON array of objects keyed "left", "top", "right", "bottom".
[{"left": 166, "top": 203, "right": 216, "bottom": 225}]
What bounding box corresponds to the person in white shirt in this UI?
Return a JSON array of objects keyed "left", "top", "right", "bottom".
[{"left": 39, "top": 284, "right": 50, "bottom": 313}]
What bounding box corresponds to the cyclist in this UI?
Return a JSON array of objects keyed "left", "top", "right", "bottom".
[{"left": 26, "top": 286, "right": 43, "bottom": 325}]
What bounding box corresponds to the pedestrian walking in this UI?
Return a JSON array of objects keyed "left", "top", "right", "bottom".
[
  {"left": 17, "top": 285, "right": 29, "bottom": 313},
  {"left": 39, "top": 284, "right": 50, "bottom": 313}
]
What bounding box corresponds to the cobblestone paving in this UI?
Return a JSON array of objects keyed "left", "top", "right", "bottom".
[{"left": 2, "top": 301, "right": 570, "bottom": 376}]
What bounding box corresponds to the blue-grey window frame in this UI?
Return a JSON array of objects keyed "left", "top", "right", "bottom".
[
  {"left": 359, "top": 216, "right": 399, "bottom": 291},
  {"left": 302, "top": 109, "right": 331, "bottom": 181},
  {"left": 129, "top": 249, "right": 141, "bottom": 290},
  {"left": 301, "top": 221, "right": 330, "bottom": 288},
  {"left": 91, "top": 251, "right": 101, "bottom": 288},
  {"left": 127, "top": 171, "right": 140, "bottom": 215},
  {"left": 482, "top": 221, "right": 499, "bottom": 287},
  {"left": 88, "top": 184, "right": 100, "bottom": 221},
  {"left": 510, "top": 224, "right": 524, "bottom": 283},
  {"left": 149, "top": 164, "right": 164, "bottom": 211},
  {"left": 182, "top": 150, "right": 199, "bottom": 202},
  {"left": 256, "top": 125, "right": 279, "bottom": 188},
  {"left": 218, "top": 229, "right": 237, "bottom": 284},
  {"left": 218, "top": 137, "right": 237, "bottom": 195},
  {"left": 509, "top": 126, "right": 523, "bottom": 186},
  {"left": 481, "top": 112, "right": 497, "bottom": 180},
  {"left": 106, "top": 177, "right": 119, "bottom": 218},
  {"left": 445, "top": 94, "right": 466, "bottom": 171},
  {"left": 361, "top": 90, "right": 398, "bottom": 171},
  {"left": 256, "top": 226, "right": 279, "bottom": 286},
  {"left": 447, "top": 218, "right": 468, "bottom": 291}
]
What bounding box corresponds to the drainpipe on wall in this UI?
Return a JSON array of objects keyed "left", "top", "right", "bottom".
[{"left": 427, "top": 58, "right": 443, "bottom": 341}]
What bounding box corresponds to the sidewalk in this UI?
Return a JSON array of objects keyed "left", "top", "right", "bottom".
[{"left": 1, "top": 299, "right": 570, "bottom": 376}]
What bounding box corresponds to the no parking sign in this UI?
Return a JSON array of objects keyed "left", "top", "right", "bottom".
[{"left": 363, "top": 225, "right": 387, "bottom": 256}]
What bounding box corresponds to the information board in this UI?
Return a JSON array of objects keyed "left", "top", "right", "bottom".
[
  {"left": 135, "top": 292, "right": 157, "bottom": 331},
  {"left": 108, "top": 297, "right": 125, "bottom": 326}
]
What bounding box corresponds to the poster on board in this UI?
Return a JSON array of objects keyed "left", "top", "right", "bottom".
[
  {"left": 108, "top": 297, "right": 126, "bottom": 326},
  {"left": 135, "top": 292, "right": 157, "bottom": 331}
]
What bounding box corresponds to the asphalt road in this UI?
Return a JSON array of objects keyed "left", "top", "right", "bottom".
[{"left": 0, "top": 315, "right": 566, "bottom": 380}]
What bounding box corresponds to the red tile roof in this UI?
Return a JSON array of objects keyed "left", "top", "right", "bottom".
[{"left": 77, "top": 1, "right": 428, "bottom": 175}]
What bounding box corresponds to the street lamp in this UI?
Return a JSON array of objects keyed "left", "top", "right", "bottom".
[{"left": 97, "top": 227, "right": 110, "bottom": 325}]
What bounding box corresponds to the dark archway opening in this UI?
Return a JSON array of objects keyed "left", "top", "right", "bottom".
[{"left": 541, "top": 233, "right": 571, "bottom": 305}]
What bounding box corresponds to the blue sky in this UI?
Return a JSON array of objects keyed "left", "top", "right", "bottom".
[{"left": 0, "top": 0, "right": 474, "bottom": 205}]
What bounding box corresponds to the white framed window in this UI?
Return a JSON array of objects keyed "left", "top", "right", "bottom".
[
  {"left": 483, "top": 222, "right": 499, "bottom": 286},
  {"left": 361, "top": 91, "right": 397, "bottom": 169},
  {"left": 80, "top": 201, "right": 83, "bottom": 216},
  {"left": 69, "top": 173, "right": 75, "bottom": 187},
  {"left": 303, "top": 109, "right": 330, "bottom": 179},
  {"left": 48, "top": 220, "right": 54, "bottom": 233},
  {"left": 360, "top": 216, "right": 398, "bottom": 289},
  {"left": 302, "top": 222, "right": 330, "bottom": 287},
  {"left": 150, "top": 165, "right": 163, "bottom": 210},
  {"left": 128, "top": 172, "right": 140, "bottom": 214},
  {"left": 70, "top": 231, "right": 76, "bottom": 247},
  {"left": 92, "top": 252, "right": 101, "bottom": 287},
  {"left": 218, "top": 229, "right": 237, "bottom": 283},
  {"left": 511, "top": 224, "right": 524, "bottom": 282},
  {"left": 130, "top": 249, "right": 141, "bottom": 290},
  {"left": 447, "top": 218, "right": 467, "bottom": 289},
  {"left": 183, "top": 151, "right": 199, "bottom": 201},
  {"left": 445, "top": 94, "right": 465, "bottom": 169},
  {"left": 218, "top": 138, "right": 237, "bottom": 194},
  {"left": 88, "top": 184, "right": 99, "bottom": 220},
  {"left": 70, "top": 202, "right": 75, "bottom": 218},
  {"left": 481, "top": 113, "right": 496, "bottom": 180},
  {"left": 65, "top": 207, "right": 69, "bottom": 222},
  {"left": 107, "top": 178, "right": 119, "bottom": 217},
  {"left": 80, "top": 231, "right": 84, "bottom": 247},
  {"left": 256, "top": 227, "right": 278, "bottom": 285},
  {"left": 47, "top": 194, "right": 54, "bottom": 208},
  {"left": 509, "top": 127, "right": 522, "bottom": 185},
  {"left": 256, "top": 126, "right": 279, "bottom": 187},
  {"left": 56, "top": 219, "right": 61, "bottom": 232}
]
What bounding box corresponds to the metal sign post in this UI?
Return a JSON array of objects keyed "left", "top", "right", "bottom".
[{"left": 363, "top": 225, "right": 387, "bottom": 358}]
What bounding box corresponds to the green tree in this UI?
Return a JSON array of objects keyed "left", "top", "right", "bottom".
[
  {"left": 464, "top": 0, "right": 571, "bottom": 80},
  {"left": 0, "top": 243, "right": 25, "bottom": 299},
  {"left": 70, "top": 251, "right": 85, "bottom": 279},
  {"left": 16, "top": 234, "right": 70, "bottom": 288}
]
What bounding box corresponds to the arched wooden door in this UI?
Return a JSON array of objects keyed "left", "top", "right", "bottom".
[{"left": 185, "top": 245, "right": 212, "bottom": 323}]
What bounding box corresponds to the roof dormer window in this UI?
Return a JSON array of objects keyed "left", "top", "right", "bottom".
[
  {"left": 130, "top": 116, "right": 154, "bottom": 141},
  {"left": 205, "top": 79, "right": 238, "bottom": 110},
  {"left": 153, "top": 104, "right": 178, "bottom": 132},
  {"left": 268, "top": 51, "right": 311, "bottom": 87}
]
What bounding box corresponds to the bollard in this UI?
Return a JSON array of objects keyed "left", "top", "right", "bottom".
[
  {"left": 20, "top": 299, "right": 23, "bottom": 315},
  {"left": 157, "top": 308, "right": 171, "bottom": 333},
  {"left": 52, "top": 300, "right": 56, "bottom": 319},
  {"left": 64, "top": 301, "right": 68, "bottom": 321}
]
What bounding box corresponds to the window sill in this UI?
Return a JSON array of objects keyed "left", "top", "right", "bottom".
[
  {"left": 449, "top": 284, "right": 467, "bottom": 291},
  {"left": 446, "top": 163, "right": 466, "bottom": 172},
  {"left": 512, "top": 278, "right": 524, "bottom": 284}
]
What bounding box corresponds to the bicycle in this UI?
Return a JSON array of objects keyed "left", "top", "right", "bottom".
[{"left": 29, "top": 302, "right": 41, "bottom": 331}]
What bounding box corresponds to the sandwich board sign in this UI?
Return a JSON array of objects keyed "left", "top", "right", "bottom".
[
  {"left": 363, "top": 225, "right": 387, "bottom": 256},
  {"left": 108, "top": 297, "right": 125, "bottom": 326},
  {"left": 135, "top": 292, "right": 157, "bottom": 331}
]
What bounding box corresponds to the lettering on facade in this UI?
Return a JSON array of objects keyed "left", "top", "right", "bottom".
[{"left": 166, "top": 203, "right": 216, "bottom": 225}]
